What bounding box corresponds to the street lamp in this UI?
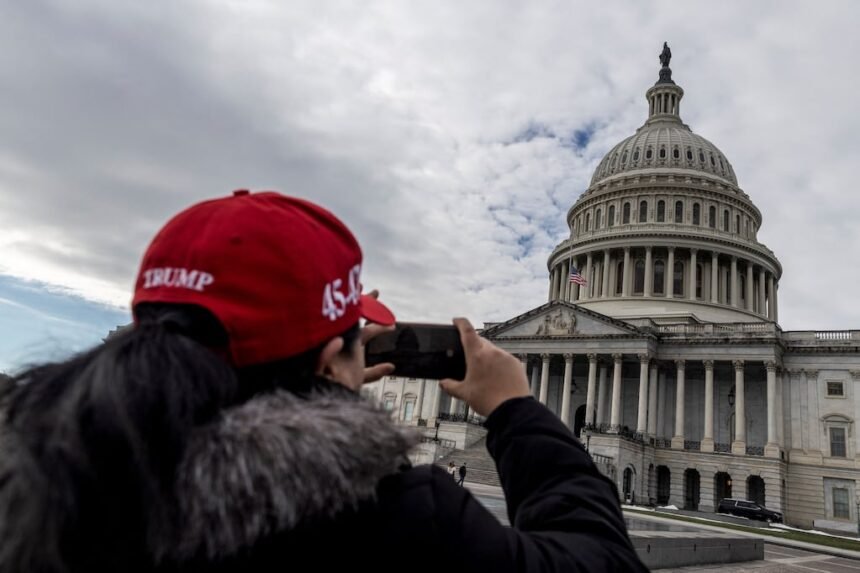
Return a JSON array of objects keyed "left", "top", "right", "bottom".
[
  {"left": 585, "top": 428, "right": 592, "bottom": 453},
  {"left": 728, "top": 385, "right": 736, "bottom": 407},
  {"left": 433, "top": 419, "right": 441, "bottom": 442}
]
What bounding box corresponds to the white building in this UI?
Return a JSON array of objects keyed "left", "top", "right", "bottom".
[{"left": 366, "top": 47, "right": 860, "bottom": 534}]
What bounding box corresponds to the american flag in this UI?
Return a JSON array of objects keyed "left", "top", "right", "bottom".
[{"left": 569, "top": 266, "right": 587, "bottom": 286}]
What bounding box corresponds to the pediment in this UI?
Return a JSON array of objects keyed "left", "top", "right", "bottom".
[{"left": 482, "top": 301, "right": 643, "bottom": 339}]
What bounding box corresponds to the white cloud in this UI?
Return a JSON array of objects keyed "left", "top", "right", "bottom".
[{"left": 1, "top": 0, "right": 859, "bottom": 330}]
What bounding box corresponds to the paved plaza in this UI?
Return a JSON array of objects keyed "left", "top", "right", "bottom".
[{"left": 467, "top": 484, "right": 860, "bottom": 571}]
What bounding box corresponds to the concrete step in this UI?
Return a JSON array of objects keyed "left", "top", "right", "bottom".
[{"left": 435, "top": 436, "right": 501, "bottom": 487}]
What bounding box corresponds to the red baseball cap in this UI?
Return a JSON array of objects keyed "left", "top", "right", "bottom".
[{"left": 132, "top": 190, "right": 395, "bottom": 367}]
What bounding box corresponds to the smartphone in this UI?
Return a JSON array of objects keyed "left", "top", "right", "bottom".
[{"left": 365, "top": 322, "right": 466, "bottom": 380}]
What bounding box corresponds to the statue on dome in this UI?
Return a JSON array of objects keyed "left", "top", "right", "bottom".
[{"left": 659, "top": 42, "right": 672, "bottom": 68}]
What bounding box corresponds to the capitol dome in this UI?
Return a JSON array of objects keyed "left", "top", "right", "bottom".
[{"left": 546, "top": 45, "right": 782, "bottom": 325}]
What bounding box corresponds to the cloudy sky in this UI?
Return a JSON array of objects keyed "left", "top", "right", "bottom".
[{"left": 1, "top": 0, "right": 859, "bottom": 372}]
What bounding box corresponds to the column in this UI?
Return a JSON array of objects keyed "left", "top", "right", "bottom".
[
  {"left": 450, "top": 397, "right": 460, "bottom": 416},
  {"left": 773, "top": 281, "right": 779, "bottom": 323},
  {"left": 701, "top": 360, "right": 715, "bottom": 452},
  {"left": 732, "top": 360, "right": 746, "bottom": 455},
  {"left": 539, "top": 353, "right": 550, "bottom": 405},
  {"left": 637, "top": 354, "right": 649, "bottom": 433},
  {"left": 597, "top": 365, "right": 609, "bottom": 424},
  {"left": 416, "top": 379, "right": 427, "bottom": 422},
  {"left": 430, "top": 380, "right": 443, "bottom": 421},
  {"left": 711, "top": 252, "right": 719, "bottom": 303},
  {"left": 765, "top": 361, "right": 779, "bottom": 457},
  {"left": 671, "top": 360, "right": 686, "bottom": 449},
  {"left": 767, "top": 274, "right": 775, "bottom": 320},
  {"left": 644, "top": 246, "right": 653, "bottom": 297},
  {"left": 530, "top": 360, "right": 540, "bottom": 399},
  {"left": 688, "top": 249, "right": 697, "bottom": 300},
  {"left": 571, "top": 257, "right": 580, "bottom": 301},
  {"left": 759, "top": 268, "right": 767, "bottom": 316},
  {"left": 731, "top": 256, "right": 738, "bottom": 307},
  {"left": 609, "top": 354, "right": 623, "bottom": 430},
  {"left": 548, "top": 267, "right": 555, "bottom": 301},
  {"left": 622, "top": 247, "right": 631, "bottom": 297},
  {"left": 746, "top": 261, "right": 754, "bottom": 311},
  {"left": 556, "top": 264, "right": 565, "bottom": 301},
  {"left": 561, "top": 354, "right": 573, "bottom": 425},
  {"left": 561, "top": 259, "right": 570, "bottom": 302},
  {"left": 602, "top": 249, "right": 611, "bottom": 298},
  {"left": 584, "top": 253, "right": 593, "bottom": 300},
  {"left": 666, "top": 247, "right": 675, "bottom": 298},
  {"left": 647, "top": 363, "right": 659, "bottom": 436},
  {"left": 585, "top": 353, "right": 598, "bottom": 427}
]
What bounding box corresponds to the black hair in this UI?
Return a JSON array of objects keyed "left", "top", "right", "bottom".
[{"left": 0, "top": 303, "right": 360, "bottom": 572}]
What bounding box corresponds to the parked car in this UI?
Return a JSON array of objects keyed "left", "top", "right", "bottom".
[{"left": 717, "top": 498, "right": 783, "bottom": 523}]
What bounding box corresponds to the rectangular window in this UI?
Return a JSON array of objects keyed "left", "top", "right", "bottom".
[
  {"left": 403, "top": 400, "right": 415, "bottom": 421},
  {"left": 833, "top": 488, "right": 850, "bottom": 519},
  {"left": 827, "top": 382, "right": 845, "bottom": 397},
  {"left": 830, "top": 427, "right": 847, "bottom": 457},
  {"left": 384, "top": 398, "right": 395, "bottom": 411}
]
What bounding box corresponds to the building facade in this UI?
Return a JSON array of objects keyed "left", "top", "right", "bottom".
[{"left": 367, "top": 48, "right": 860, "bottom": 533}]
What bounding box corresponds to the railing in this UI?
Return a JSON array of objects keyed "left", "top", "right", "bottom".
[
  {"left": 584, "top": 423, "right": 647, "bottom": 445},
  {"left": 684, "top": 440, "right": 701, "bottom": 451},
  {"left": 591, "top": 453, "right": 614, "bottom": 466},
  {"left": 437, "top": 412, "right": 486, "bottom": 426},
  {"left": 653, "top": 438, "right": 672, "bottom": 449},
  {"left": 420, "top": 436, "right": 456, "bottom": 449},
  {"left": 417, "top": 418, "right": 427, "bottom": 427},
  {"left": 552, "top": 222, "right": 778, "bottom": 259},
  {"left": 655, "top": 322, "right": 779, "bottom": 336},
  {"left": 746, "top": 445, "right": 764, "bottom": 456},
  {"left": 715, "top": 442, "right": 731, "bottom": 453},
  {"left": 783, "top": 330, "right": 860, "bottom": 344}
]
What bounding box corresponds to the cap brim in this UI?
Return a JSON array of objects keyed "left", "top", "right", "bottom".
[{"left": 360, "top": 294, "right": 396, "bottom": 326}]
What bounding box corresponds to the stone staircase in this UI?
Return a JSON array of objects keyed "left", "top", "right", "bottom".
[{"left": 435, "top": 436, "right": 501, "bottom": 487}]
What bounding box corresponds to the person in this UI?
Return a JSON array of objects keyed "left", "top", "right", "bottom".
[
  {"left": 448, "top": 462, "right": 457, "bottom": 480},
  {"left": 0, "top": 190, "right": 647, "bottom": 572},
  {"left": 457, "top": 463, "right": 467, "bottom": 486}
]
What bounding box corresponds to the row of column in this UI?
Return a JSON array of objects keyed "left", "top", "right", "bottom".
[
  {"left": 549, "top": 247, "right": 779, "bottom": 322},
  {"left": 519, "top": 353, "right": 781, "bottom": 457}
]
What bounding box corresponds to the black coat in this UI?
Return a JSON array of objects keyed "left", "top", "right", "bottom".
[
  {"left": 0, "top": 382, "right": 647, "bottom": 572},
  {"left": 164, "top": 391, "right": 646, "bottom": 572}
]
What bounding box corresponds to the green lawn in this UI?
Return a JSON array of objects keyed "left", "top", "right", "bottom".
[{"left": 624, "top": 507, "right": 860, "bottom": 552}]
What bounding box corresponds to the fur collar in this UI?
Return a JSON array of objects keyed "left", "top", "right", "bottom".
[{"left": 163, "top": 387, "right": 421, "bottom": 561}]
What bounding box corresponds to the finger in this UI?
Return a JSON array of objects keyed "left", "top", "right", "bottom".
[
  {"left": 440, "top": 378, "right": 466, "bottom": 400},
  {"left": 361, "top": 322, "right": 395, "bottom": 344},
  {"left": 363, "top": 363, "right": 395, "bottom": 384},
  {"left": 452, "top": 317, "right": 482, "bottom": 355}
]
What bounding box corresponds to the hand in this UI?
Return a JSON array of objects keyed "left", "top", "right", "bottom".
[
  {"left": 361, "top": 289, "right": 395, "bottom": 384},
  {"left": 439, "top": 318, "right": 530, "bottom": 417}
]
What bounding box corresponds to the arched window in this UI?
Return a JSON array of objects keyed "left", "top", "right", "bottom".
[
  {"left": 657, "top": 200, "right": 665, "bottom": 222},
  {"left": 608, "top": 205, "right": 615, "bottom": 227},
  {"left": 585, "top": 213, "right": 591, "bottom": 231},
  {"left": 659, "top": 147, "right": 666, "bottom": 159},
  {"left": 673, "top": 261, "right": 685, "bottom": 297},
  {"left": 692, "top": 203, "right": 701, "bottom": 225},
  {"left": 653, "top": 260, "right": 665, "bottom": 295},
  {"left": 698, "top": 150, "right": 705, "bottom": 163},
  {"left": 623, "top": 202, "right": 631, "bottom": 224},
  {"left": 696, "top": 263, "right": 703, "bottom": 299},
  {"left": 639, "top": 200, "right": 648, "bottom": 222},
  {"left": 596, "top": 208, "right": 602, "bottom": 229},
  {"left": 673, "top": 147, "right": 680, "bottom": 159},
  {"left": 633, "top": 259, "right": 645, "bottom": 294},
  {"left": 723, "top": 210, "right": 730, "bottom": 231},
  {"left": 686, "top": 148, "right": 693, "bottom": 161},
  {"left": 621, "top": 151, "right": 628, "bottom": 164},
  {"left": 709, "top": 206, "right": 716, "bottom": 228},
  {"left": 616, "top": 261, "right": 624, "bottom": 295},
  {"left": 646, "top": 147, "right": 653, "bottom": 160},
  {"left": 633, "top": 148, "right": 640, "bottom": 162},
  {"left": 674, "top": 201, "right": 684, "bottom": 223},
  {"left": 735, "top": 214, "right": 740, "bottom": 233}
]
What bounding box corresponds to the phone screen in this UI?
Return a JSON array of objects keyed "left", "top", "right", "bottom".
[{"left": 365, "top": 322, "right": 466, "bottom": 380}]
